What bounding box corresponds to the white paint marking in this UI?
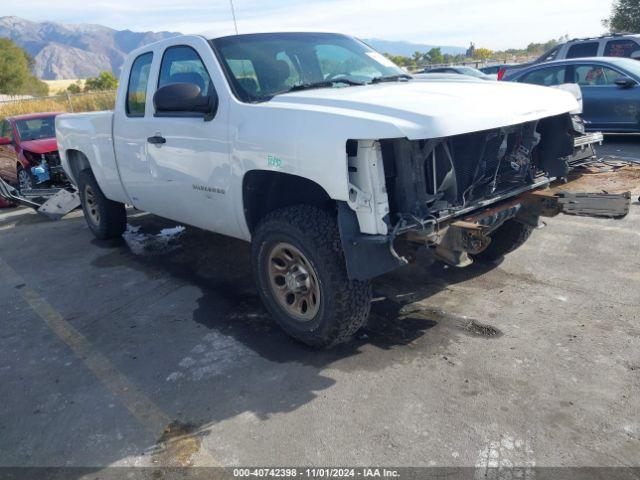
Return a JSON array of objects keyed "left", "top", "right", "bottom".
[{"left": 474, "top": 434, "right": 535, "bottom": 479}]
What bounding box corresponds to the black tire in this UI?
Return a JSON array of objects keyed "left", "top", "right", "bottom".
[
  {"left": 77, "top": 169, "right": 126, "bottom": 240},
  {"left": 252, "top": 205, "right": 371, "bottom": 348},
  {"left": 16, "top": 164, "right": 36, "bottom": 193},
  {"left": 471, "top": 219, "right": 534, "bottom": 263}
]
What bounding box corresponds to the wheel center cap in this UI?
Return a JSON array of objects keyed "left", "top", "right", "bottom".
[{"left": 285, "top": 265, "right": 310, "bottom": 293}]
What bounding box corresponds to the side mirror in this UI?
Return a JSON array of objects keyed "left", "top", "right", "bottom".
[
  {"left": 0, "top": 137, "right": 12, "bottom": 146},
  {"left": 153, "top": 82, "right": 218, "bottom": 120},
  {"left": 615, "top": 77, "right": 637, "bottom": 89}
]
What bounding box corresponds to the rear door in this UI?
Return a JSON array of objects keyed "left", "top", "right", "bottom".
[
  {"left": 0, "top": 120, "right": 17, "bottom": 183},
  {"left": 113, "top": 51, "right": 155, "bottom": 210},
  {"left": 569, "top": 63, "right": 640, "bottom": 131}
]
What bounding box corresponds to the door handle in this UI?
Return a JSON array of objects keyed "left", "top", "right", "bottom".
[{"left": 147, "top": 135, "right": 166, "bottom": 145}]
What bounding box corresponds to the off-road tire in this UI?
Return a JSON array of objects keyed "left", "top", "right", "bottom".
[
  {"left": 471, "top": 219, "right": 534, "bottom": 263},
  {"left": 252, "top": 205, "right": 371, "bottom": 348},
  {"left": 78, "top": 169, "right": 126, "bottom": 240}
]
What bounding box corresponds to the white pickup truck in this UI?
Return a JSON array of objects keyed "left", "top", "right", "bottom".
[{"left": 56, "top": 32, "right": 600, "bottom": 347}]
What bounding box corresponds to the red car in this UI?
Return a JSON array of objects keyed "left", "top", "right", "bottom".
[{"left": 0, "top": 112, "right": 67, "bottom": 193}]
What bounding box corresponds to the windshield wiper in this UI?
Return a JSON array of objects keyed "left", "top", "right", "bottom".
[
  {"left": 274, "top": 79, "right": 365, "bottom": 96},
  {"left": 369, "top": 74, "right": 413, "bottom": 84}
]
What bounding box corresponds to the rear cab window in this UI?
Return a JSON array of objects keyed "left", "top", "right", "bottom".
[
  {"left": 604, "top": 39, "right": 640, "bottom": 58},
  {"left": 126, "top": 52, "right": 153, "bottom": 117},
  {"left": 566, "top": 42, "right": 599, "bottom": 59},
  {"left": 520, "top": 66, "right": 567, "bottom": 86}
]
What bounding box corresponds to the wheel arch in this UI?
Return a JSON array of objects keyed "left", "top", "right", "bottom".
[
  {"left": 242, "top": 170, "right": 334, "bottom": 234},
  {"left": 65, "top": 149, "right": 92, "bottom": 185}
]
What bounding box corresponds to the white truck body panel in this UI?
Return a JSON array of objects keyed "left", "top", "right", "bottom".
[
  {"left": 56, "top": 111, "right": 129, "bottom": 204},
  {"left": 57, "top": 34, "right": 579, "bottom": 243}
]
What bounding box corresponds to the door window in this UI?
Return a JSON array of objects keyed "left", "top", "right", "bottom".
[
  {"left": 158, "top": 46, "right": 212, "bottom": 96},
  {"left": 0, "top": 120, "right": 13, "bottom": 142},
  {"left": 604, "top": 39, "right": 640, "bottom": 58},
  {"left": 126, "top": 52, "right": 153, "bottom": 117},
  {"left": 573, "top": 64, "right": 625, "bottom": 86},
  {"left": 520, "top": 66, "right": 567, "bottom": 86},
  {"left": 566, "top": 42, "right": 599, "bottom": 59}
]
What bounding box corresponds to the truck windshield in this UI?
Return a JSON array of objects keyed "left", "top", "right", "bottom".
[
  {"left": 211, "top": 33, "right": 407, "bottom": 102},
  {"left": 15, "top": 116, "right": 57, "bottom": 141}
]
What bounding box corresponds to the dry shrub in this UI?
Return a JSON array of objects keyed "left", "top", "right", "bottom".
[{"left": 0, "top": 91, "right": 116, "bottom": 121}]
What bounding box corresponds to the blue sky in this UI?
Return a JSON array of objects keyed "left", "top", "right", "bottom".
[{"left": 6, "top": 0, "right": 613, "bottom": 49}]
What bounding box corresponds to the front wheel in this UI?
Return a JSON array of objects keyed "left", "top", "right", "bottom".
[
  {"left": 17, "top": 165, "right": 35, "bottom": 193},
  {"left": 251, "top": 205, "right": 371, "bottom": 348},
  {"left": 78, "top": 169, "right": 126, "bottom": 240},
  {"left": 471, "top": 219, "right": 534, "bottom": 263}
]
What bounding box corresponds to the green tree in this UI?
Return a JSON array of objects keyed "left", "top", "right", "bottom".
[
  {"left": 84, "top": 71, "right": 118, "bottom": 92},
  {"left": 67, "top": 81, "right": 83, "bottom": 94},
  {"left": 412, "top": 51, "right": 423, "bottom": 67},
  {"left": 0, "top": 38, "right": 49, "bottom": 96},
  {"left": 383, "top": 53, "right": 413, "bottom": 67},
  {"left": 604, "top": 0, "right": 640, "bottom": 32},
  {"left": 426, "top": 47, "right": 444, "bottom": 65}
]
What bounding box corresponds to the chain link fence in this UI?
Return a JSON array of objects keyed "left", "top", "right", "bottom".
[{"left": 0, "top": 90, "right": 116, "bottom": 121}]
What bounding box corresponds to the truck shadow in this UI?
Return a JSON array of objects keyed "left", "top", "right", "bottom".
[
  {"left": 92, "top": 213, "right": 498, "bottom": 363},
  {"left": 85, "top": 213, "right": 500, "bottom": 469}
]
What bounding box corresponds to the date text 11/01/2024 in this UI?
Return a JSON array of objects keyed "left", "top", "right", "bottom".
[{"left": 233, "top": 468, "right": 400, "bottom": 477}]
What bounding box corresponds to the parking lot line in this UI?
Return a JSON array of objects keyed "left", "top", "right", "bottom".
[{"left": 0, "top": 255, "right": 220, "bottom": 466}]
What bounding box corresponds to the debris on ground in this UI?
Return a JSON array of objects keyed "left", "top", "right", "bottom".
[
  {"left": 122, "top": 224, "right": 186, "bottom": 256},
  {"left": 551, "top": 161, "right": 640, "bottom": 196}
]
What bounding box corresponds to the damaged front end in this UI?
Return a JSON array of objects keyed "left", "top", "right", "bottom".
[{"left": 339, "top": 113, "right": 621, "bottom": 280}]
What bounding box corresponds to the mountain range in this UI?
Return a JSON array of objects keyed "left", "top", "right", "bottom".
[
  {"left": 364, "top": 39, "right": 466, "bottom": 57},
  {"left": 0, "top": 16, "right": 179, "bottom": 80},
  {"left": 0, "top": 16, "right": 466, "bottom": 80}
]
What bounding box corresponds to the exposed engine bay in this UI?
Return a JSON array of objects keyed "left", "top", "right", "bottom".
[
  {"left": 340, "top": 113, "right": 609, "bottom": 280},
  {"left": 379, "top": 113, "right": 575, "bottom": 226}
]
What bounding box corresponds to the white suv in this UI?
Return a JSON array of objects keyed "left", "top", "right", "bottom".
[
  {"left": 500, "top": 34, "right": 640, "bottom": 79},
  {"left": 540, "top": 34, "right": 640, "bottom": 62}
]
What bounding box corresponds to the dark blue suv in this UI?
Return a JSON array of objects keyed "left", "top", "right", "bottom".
[{"left": 503, "top": 57, "right": 640, "bottom": 133}]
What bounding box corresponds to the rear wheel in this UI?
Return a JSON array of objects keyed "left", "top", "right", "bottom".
[
  {"left": 471, "top": 219, "right": 534, "bottom": 263},
  {"left": 78, "top": 169, "right": 126, "bottom": 240},
  {"left": 252, "top": 205, "right": 371, "bottom": 348}
]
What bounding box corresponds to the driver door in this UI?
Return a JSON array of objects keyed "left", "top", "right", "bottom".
[{"left": 115, "top": 40, "right": 235, "bottom": 236}]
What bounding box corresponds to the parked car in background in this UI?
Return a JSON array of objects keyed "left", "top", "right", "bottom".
[
  {"left": 0, "top": 113, "right": 68, "bottom": 192},
  {"left": 480, "top": 64, "right": 516, "bottom": 75},
  {"left": 503, "top": 57, "right": 640, "bottom": 133},
  {"left": 419, "top": 66, "right": 493, "bottom": 80},
  {"left": 0, "top": 197, "right": 16, "bottom": 208},
  {"left": 499, "top": 34, "right": 640, "bottom": 80}
]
